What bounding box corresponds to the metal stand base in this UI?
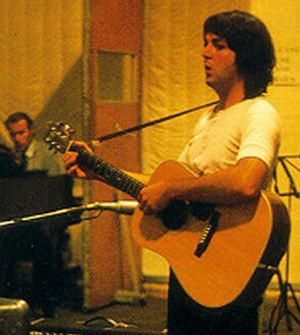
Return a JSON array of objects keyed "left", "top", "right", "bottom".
[{"left": 268, "top": 271, "right": 300, "bottom": 334}]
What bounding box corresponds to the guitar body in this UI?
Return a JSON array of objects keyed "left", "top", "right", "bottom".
[
  {"left": 44, "top": 124, "right": 290, "bottom": 309},
  {"left": 131, "top": 160, "right": 290, "bottom": 308}
]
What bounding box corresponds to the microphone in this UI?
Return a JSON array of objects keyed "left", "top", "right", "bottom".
[
  {"left": 92, "top": 200, "right": 139, "bottom": 215},
  {"left": 0, "top": 201, "right": 139, "bottom": 229}
]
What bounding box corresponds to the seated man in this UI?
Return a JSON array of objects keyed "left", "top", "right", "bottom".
[
  {"left": 1, "top": 112, "right": 66, "bottom": 317},
  {"left": 5, "top": 112, "right": 65, "bottom": 175}
]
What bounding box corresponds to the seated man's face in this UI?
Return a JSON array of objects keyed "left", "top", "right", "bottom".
[{"left": 7, "top": 119, "right": 34, "bottom": 152}]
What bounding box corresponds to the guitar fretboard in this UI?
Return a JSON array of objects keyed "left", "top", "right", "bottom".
[{"left": 72, "top": 144, "right": 145, "bottom": 199}]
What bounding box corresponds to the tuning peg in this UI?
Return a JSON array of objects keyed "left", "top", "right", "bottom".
[
  {"left": 48, "top": 143, "right": 56, "bottom": 151},
  {"left": 64, "top": 124, "right": 75, "bottom": 136}
]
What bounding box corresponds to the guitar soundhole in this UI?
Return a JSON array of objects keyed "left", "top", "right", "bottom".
[{"left": 159, "top": 200, "right": 189, "bottom": 230}]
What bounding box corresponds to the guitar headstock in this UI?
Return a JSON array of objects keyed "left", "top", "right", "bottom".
[{"left": 44, "top": 122, "right": 75, "bottom": 154}]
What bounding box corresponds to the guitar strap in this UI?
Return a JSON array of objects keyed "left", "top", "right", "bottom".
[{"left": 95, "top": 101, "right": 218, "bottom": 143}]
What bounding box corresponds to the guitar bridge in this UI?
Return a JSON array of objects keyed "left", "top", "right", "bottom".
[
  {"left": 257, "top": 263, "right": 278, "bottom": 272},
  {"left": 194, "top": 211, "right": 220, "bottom": 258}
]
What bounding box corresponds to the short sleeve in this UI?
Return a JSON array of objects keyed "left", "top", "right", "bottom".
[{"left": 237, "top": 100, "right": 281, "bottom": 169}]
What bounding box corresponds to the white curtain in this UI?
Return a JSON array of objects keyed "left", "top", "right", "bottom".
[{"left": 0, "top": 0, "right": 83, "bottom": 146}]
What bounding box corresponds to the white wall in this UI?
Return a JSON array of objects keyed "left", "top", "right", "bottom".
[{"left": 250, "top": 0, "right": 300, "bottom": 288}]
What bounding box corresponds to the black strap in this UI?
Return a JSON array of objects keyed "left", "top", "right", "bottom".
[{"left": 96, "top": 100, "right": 218, "bottom": 143}]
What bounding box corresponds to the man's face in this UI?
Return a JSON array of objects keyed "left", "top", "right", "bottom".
[
  {"left": 7, "top": 119, "right": 34, "bottom": 152},
  {"left": 202, "top": 33, "right": 241, "bottom": 93}
]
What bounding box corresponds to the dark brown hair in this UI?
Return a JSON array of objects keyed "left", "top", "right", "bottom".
[{"left": 204, "top": 10, "right": 276, "bottom": 98}]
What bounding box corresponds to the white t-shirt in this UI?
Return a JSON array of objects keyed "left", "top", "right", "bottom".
[{"left": 178, "top": 97, "right": 281, "bottom": 188}]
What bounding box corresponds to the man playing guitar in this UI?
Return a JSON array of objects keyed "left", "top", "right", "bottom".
[{"left": 63, "top": 10, "right": 284, "bottom": 335}]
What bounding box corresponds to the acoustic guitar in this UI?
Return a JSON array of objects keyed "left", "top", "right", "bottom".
[{"left": 45, "top": 122, "right": 290, "bottom": 309}]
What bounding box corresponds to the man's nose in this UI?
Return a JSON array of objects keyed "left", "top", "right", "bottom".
[
  {"left": 202, "top": 46, "right": 212, "bottom": 59},
  {"left": 202, "top": 43, "right": 213, "bottom": 59}
]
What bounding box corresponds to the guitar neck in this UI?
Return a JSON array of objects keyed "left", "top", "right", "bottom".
[{"left": 70, "top": 143, "right": 145, "bottom": 199}]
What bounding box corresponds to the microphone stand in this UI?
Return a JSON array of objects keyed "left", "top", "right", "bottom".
[
  {"left": 0, "top": 201, "right": 138, "bottom": 230},
  {"left": 269, "top": 155, "right": 300, "bottom": 334}
]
